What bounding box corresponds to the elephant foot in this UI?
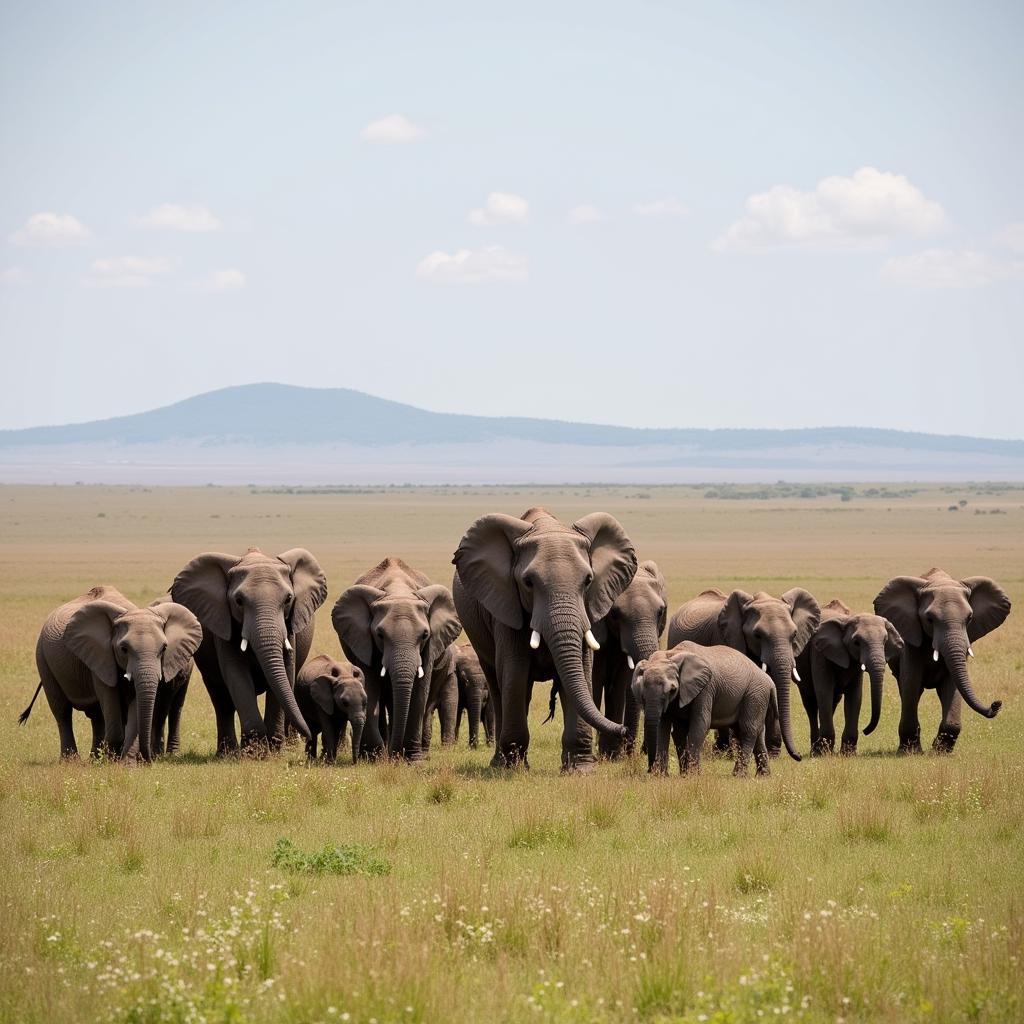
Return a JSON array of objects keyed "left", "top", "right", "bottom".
[
  {"left": 561, "top": 758, "right": 597, "bottom": 775},
  {"left": 754, "top": 754, "right": 771, "bottom": 777},
  {"left": 932, "top": 732, "right": 960, "bottom": 754},
  {"left": 240, "top": 731, "right": 271, "bottom": 758},
  {"left": 840, "top": 741, "right": 857, "bottom": 756},
  {"left": 811, "top": 738, "right": 834, "bottom": 757},
  {"left": 898, "top": 739, "right": 923, "bottom": 755},
  {"left": 766, "top": 747, "right": 782, "bottom": 759}
]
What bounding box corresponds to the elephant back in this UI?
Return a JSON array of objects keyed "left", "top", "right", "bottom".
[{"left": 668, "top": 589, "right": 727, "bottom": 648}]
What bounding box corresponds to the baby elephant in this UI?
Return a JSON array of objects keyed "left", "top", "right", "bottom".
[
  {"left": 295, "top": 655, "right": 367, "bottom": 764},
  {"left": 633, "top": 642, "right": 799, "bottom": 776},
  {"left": 454, "top": 643, "right": 494, "bottom": 748}
]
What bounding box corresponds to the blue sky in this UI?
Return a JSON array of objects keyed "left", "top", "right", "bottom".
[{"left": 1, "top": 1, "right": 1022, "bottom": 436}]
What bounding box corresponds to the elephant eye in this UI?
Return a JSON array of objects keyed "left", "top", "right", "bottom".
[
  {"left": 160, "top": 643, "right": 168, "bottom": 655},
  {"left": 585, "top": 573, "right": 594, "bottom": 587},
  {"left": 120, "top": 644, "right": 128, "bottom": 654},
  {"left": 421, "top": 630, "right": 429, "bottom": 643},
  {"left": 234, "top": 594, "right": 243, "bottom": 605},
  {"left": 522, "top": 575, "right": 533, "bottom": 589}
]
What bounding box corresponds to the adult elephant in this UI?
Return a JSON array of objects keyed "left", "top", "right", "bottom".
[
  {"left": 874, "top": 568, "right": 1010, "bottom": 753},
  {"left": 668, "top": 587, "right": 819, "bottom": 758},
  {"left": 331, "top": 558, "right": 461, "bottom": 760},
  {"left": 592, "top": 559, "right": 666, "bottom": 758},
  {"left": 795, "top": 599, "right": 903, "bottom": 755},
  {"left": 23, "top": 586, "right": 201, "bottom": 762},
  {"left": 452, "top": 507, "right": 636, "bottom": 771},
  {"left": 171, "top": 547, "right": 327, "bottom": 753}
]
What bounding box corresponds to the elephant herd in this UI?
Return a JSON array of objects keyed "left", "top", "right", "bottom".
[{"left": 21, "top": 507, "right": 1012, "bottom": 775}]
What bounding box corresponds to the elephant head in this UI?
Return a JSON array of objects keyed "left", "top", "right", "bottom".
[
  {"left": 599, "top": 560, "right": 667, "bottom": 669},
  {"left": 812, "top": 600, "right": 903, "bottom": 736},
  {"left": 172, "top": 547, "right": 328, "bottom": 741},
  {"left": 874, "top": 569, "right": 1010, "bottom": 719},
  {"left": 718, "top": 588, "right": 819, "bottom": 758},
  {"left": 309, "top": 662, "right": 367, "bottom": 764},
  {"left": 453, "top": 509, "right": 637, "bottom": 739},
  {"left": 65, "top": 600, "right": 201, "bottom": 762},
  {"left": 332, "top": 583, "right": 460, "bottom": 756}
]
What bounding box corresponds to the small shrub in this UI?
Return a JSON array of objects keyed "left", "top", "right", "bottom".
[{"left": 271, "top": 837, "right": 390, "bottom": 876}]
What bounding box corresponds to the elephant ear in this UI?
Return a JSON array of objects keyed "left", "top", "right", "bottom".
[
  {"left": 675, "top": 650, "right": 712, "bottom": 708},
  {"left": 331, "top": 585, "right": 386, "bottom": 665},
  {"left": 961, "top": 577, "right": 1011, "bottom": 641},
  {"left": 630, "top": 661, "right": 646, "bottom": 702},
  {"left": 278, "top": 549, "right": 328, "bottom": 637},
  {"left": 873, "top": 576, "right": 926, "bottom": 647},
  {"left": 311, "top": 675, "right": 336, "bottom": 715},
  {"left": 782, "top": 588, "right": 821, "bottom": 656},
  {"left": 812, "top": 617, "right": 850, "bottom": 668},
  {"left": 640, "top": 560, "right": 667, "bottom": 599},
  {"left": 65, "top": 600, "right": 125, "bottom": 689},
  {"left": 171, "top": 552, "right": 238, "bottom": 641},
  {"left": 155, "top": 603, "right": 203, "bottom": 681},
  {"left": 417, "top": 584, "right": 462, "bottom": 669},
  {"left": 453, "top": 513, "right": 532, "bottom": 630},
  {"left": 717, "top": 590, "right": 752, "bottom": 651},
  {"left": 883, "top": 619, "right": 904, "bottom": 660},
  {"left": 573, "top": 513, "right": 638, "bottom": 623}
]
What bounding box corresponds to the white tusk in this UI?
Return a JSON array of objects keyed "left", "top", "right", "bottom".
[
  {"left": 417, "top": 665, "right": 424, "bottom": 678},
  {"left": 530, "top": 630, "right": 541, "bottom": 650},
  {"left": 380, "top": 665, "right": 386, "bottom": 677},
  {"left": 240, "top": 637, "right": 248, "bottom": 653},
  {"left": 585, "top": 629, "right": 600, "bottom": 651},
  {"left": 125, "top": 671, "right": 132, "bottom": 683},
  {"left": 861, "top": 663, "right": 866, "bottom": 672},
  {"left": 968, "top": 646, "right": 975, "bottom": 658},
  {"left": 761, "top": 662, "right": 768, "bottom": 673},
  {"left": 933, "top": 649, "right": 940, "bottom": 662},
  {"left": 627, "top": 655, "right": 635, "bottom": 671},
  {"left": 792, "top": 668, "right": 801, "bottom": 683},
  {"left": 284, "top": 637, "right": 292, "bottom": 652}
]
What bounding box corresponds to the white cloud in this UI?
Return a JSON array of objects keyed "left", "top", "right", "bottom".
[
  {"left": 415, "top": 246, "right": 527, "bottom": 286},
  {"left": 11, "top": 212, "right": 89, "bottom": 247},
  {"left": 468, "top": 192, "right": 529, "bottom": 227},
  {"left": 0, "top": 267, "right": 29, "bottom": 286},
  {"left": 993, "top": 222, "right": 1024, "bottom": 254},
  {"left": 134, "top": 203, "right": 222, "bottom": 232},
  {"left": 633, "top": 198, "right": 688, "bottom": 218},
  {"left": 88, "top": 256, "right": 173, "bottom": 288},
  {"left": 360, "top": 114, "right": 425, "bottom": 143},
  {"left": 568, "top": 204, "right": 603, "bottom": 225},
  {"left": 882, "top": 248, "right": 1024, "bottom": 289},
  {"left": 715, "top": 167, "right": 946, "bottom": 252},
  {"left": 194, "top": 268, "right": 246, "bottom": 292}
]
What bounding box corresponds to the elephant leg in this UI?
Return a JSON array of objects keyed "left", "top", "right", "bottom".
[
  {"left": 199, "top": 667, "right": 239, "bottom": 755},
  {"left": 264, "top": 690, "right": 287, "bottom": 752},
  {"left": 321, "top": 719, "right": 340, "bottom": 763},
  {"left": 41, "top": 668, "right": 78, "bottom": 759},
  {"left": 359, "top": 675, "right": 386, "bottom": 759},
  {"left": 841, "top": 681, "right": 862, "bottom": 755},
  {"left": 214, "top": 642, "right": 269, "bottom": 753},
  {"left": 597, "top": 663, "right": 629, "bottom": 760},
  {"left": 306, "top": 732, "right": 318, "bottom": 762},
  {"left": 732, "top": 699, "right": 761, "bottom": 778},
  {"left": 560, "top": 693, "right": 596, "bottom": 773},
  {"left": 166, "top": 682, "right": 187, "bottom": 755},
  {"left": 86, "top": 705, "right": 104, "bottom": 758},
  {"left": 753, "top": 727, "right": 770, "bottom": 777},
  {"left": 813, "top": 676, "right": 836, "bottom": 755},
  {"left": 94, "top": 676, "right": 125, "bottom": 759},
  {"left": 897, "top": 657, "right": 924, "bottom": 754},
  {"left": 671, "top": 719, "right": 687, "bottom": 774},
  {"left": 623, "top": 685, "right": 641, "bottom": 756},
  {"left": 150, "top": 689, "right": 169, "bottom": 757},
  {"left": 483, "top": 697, "right": 495, "bottom": 745},
  {"left": 494, "top": 638, "right": 530, "bottom": 769},
  {"left": 402, "top": 679, "right": 429, "bottom": 761},
  {"left": 438, "top": 670, "right": 459, "bottom": 746},
  {"left": 933, "top": 680, "right": 963, "bottom": 753},
  {"left": 122, "top": 699, "right": 140, "bottom": 762},
  {"left": 421, "top": 700, "right": 435, "bottom": 753},
  {"left": 683, "top": 714, "right": 709, "bottom": 775},
  {"left": 797, "top": 680, "right": 819, "bottom": 751}
]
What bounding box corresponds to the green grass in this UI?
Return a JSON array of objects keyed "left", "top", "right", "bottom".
[{"left": 0, "top": 483, "right": 1022, "bottom": 1022}]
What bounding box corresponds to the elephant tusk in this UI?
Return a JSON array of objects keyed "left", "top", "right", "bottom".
[
  {"left": 792, "top": 668, "right": 801, "bottom": 683},
  {"left": 124, "top": 671, "right": 132, "bottom": 683},
  {"left": 417, "top": 665, "right": 424, "bottom": 679},
  {"left": 627, "top": 655, "right": 635, "bottom": 671},
  {"left": 530, "top": 630, "right": 541, "bottom": 650},
  {"left": 933, "top": 648, "right": 940, "bottom": 662},
  {"left": 585, "top": 629, "right": 600, "bottom": 651},
  {"left": 861, "top": 663, "right": 866, "bottom": 672},
  {"left": 761, "top": 662, "right": 768, "bottom": 673},
  {"left": 968, "top": 646, "right": 975, "bottom": 658},
  {"left": 284, "top": 637, "right": 292, "bottom": 652},
  {"left": 380, "top": 665, "right": 386, "bottom": 677},
  {"left": 240, "top": 637, "right": 248, "bottom": 653}
]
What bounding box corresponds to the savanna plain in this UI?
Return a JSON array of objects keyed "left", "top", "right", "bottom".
[{"left": 1, "top": 483, "right": 1022, "bottom": 1024}]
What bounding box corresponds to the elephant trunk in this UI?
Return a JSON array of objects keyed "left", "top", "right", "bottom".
[
  {"left": 253, "top": 619, "right": 310, "bottom": 741},
  {"left": 466, "top": 682, "right": 484, "bottom": 749},
  {"left": 350, "top": 715, "right": 365, "bottom": 765},
  {"left": 766, "top": 640, "right": 801, "bottom": 761},
  {"left": 938, "top": 628, "right": 1002, "bottom": 719},
  {"left": 862, "top": 643, "right": 886, "bottom": 736},
  {"left": 624, "top": 625, "right": 660, "bottom": 748},
  {"left": 385, "top": 646, "right": 420, "bottom": 756},
  {"left": 644, "top": 694, "right": 662, "bottom": 773},
  {"left": 133, "top": 662, "right": 160, "bottom": 764},
  {"left": 544, "top": 596, "right": 627, "bottom": 739}
]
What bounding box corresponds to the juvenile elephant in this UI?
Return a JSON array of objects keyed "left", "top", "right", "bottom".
[
  {"left": 668, "top": 587, "right": 819, "bottom": 759},
  {"left": 171, "top": 547, "right": 327, "bottom": 754},
  {"left": 421, "top": 644, "right": 459, "bottom": 752},
  {"left": 24, "top": 586, "right": 201, "bottom": 762},
  {"left": 454, "top": 643, "right": 494, "bottom": 748},
  {"left": 453, "top": 507, "right": 636, "bottom": 771},
  {"left": 332, "top": 558, "right": 461, "bottom": 761},
  {"left": 146, "top": 594, "right": 196, "bottom": 757},
  {"left": 592, "top": 560, "right": 666, "bottom": 758},
  {"left": 796, "top": 599, "right": 903, "bottom": 755},
  {"left": 295, "top": 655, "right": 367, "bottom": 764},
  {"left": 874, "top": 568, "right": 1010, "bottom": 753},
  {"left": 633, "top": 643, "right": 790, "bottom": 776}
]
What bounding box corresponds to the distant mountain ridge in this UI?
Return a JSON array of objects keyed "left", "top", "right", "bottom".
[{"left": 2, "top": 383, "right": 1021, "bottom": 454}]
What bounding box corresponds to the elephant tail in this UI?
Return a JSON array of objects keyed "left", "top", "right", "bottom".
[
  {"left": 18, "top": 681, "right": 43, "bottom": 725},
  {"left": 543, "top": 681, "right": 561, "bottom": 724}
]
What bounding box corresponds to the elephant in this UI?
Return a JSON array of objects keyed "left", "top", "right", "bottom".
[
  {"left": 22, "top": 586, "right": 201, "bottom": 762},
  {"left": 632, "top": 642, "right": 788, "bottom": 776},
  {"left": 294, "top": 655, "right": 367, "bottom": 764},
  {"left": 667, "top": 587, "right": 819, "bottom": 759},
  {"left": 452, "top": 507, "right": 637, "bottom": 771},
  {"left": 171, "top": 547, "right": 327, "bottom": 754},
  {"left": 332, "top": 557, "right": 462, "bottom": 761},
  {"left": 421, "top": 643, "right": 459, "bottom": 752},
  {"left": 145, "top": 594, "right": 195, "bottom": 757},
  {"left": 795, "top": 599, "right": 903, "bottom": 755},
  {"left": 873, "top": 568, "right": 1010, "bottom": 753},
  {"left": 592, "top": 559, "right": 667, "bottom": 758},
  {"left": 454, "top": 643, "right": 494, "bottom": 748}
]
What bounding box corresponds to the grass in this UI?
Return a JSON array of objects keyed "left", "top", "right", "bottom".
[{"left": 0, "top": 483, "right": 1022, "bottom": 1022}]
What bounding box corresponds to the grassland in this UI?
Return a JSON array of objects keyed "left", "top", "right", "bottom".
[{"left": 1, "top": 483, "right": 1022, "bottom": 1024}]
